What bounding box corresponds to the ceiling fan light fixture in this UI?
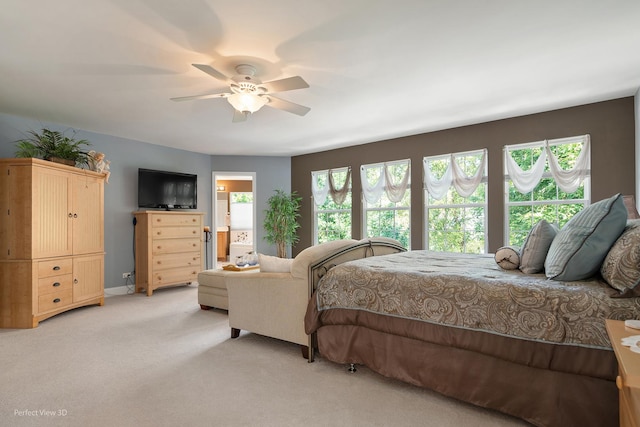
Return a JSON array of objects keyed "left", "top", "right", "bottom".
[{"left": 227, "top": 92, "right": 268, "bottom": 113}]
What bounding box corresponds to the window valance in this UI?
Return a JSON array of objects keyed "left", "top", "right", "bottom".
[
  {"left": 505, "top": 135, "right": 590, "bottom": 194},
  {"left": 311, "top": 167, "right": 351, "bottom": 206},
  {"left": 361, "top": 160, "right": 410, "bottom": 204},
  {"left": 423, "top": 149, "right": 487, "bottom": 200}
]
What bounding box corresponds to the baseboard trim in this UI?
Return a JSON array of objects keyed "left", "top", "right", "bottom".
[{"left": 104, "top": 285, "right": 132, "bottom": 297}]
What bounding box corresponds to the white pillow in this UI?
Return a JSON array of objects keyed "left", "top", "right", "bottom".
[
  {"left": 495, "top": 246, "right": 521, "bottom": 270},
  {"left": 259, "top": 254, "right": 293, "bottom": 273}
]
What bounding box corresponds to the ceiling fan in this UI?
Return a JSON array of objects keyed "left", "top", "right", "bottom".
[{"left": 171, "top": 63, "right": 310, "bottom": 122}]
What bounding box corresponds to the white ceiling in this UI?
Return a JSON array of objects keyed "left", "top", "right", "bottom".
[{"left": 1, "top": 0, "right": 640, "bottom": 157}]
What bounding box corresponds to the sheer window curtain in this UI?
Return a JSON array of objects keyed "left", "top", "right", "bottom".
[
  {"left": 311, "top": 167, "right": 351, "bottom": 206},
  {"left": 361, "top": 160, "right": 410, "bottom": 204},
  {"left": 504, "top": 135, "right": 590, "bottom": 194},
  {"left": 423, "top": 149, "right": 486, "bottom": 199}
]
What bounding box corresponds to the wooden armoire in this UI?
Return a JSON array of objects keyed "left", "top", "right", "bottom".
[{"left": 0, "top": 158, "right": 106, "bottom": 328}]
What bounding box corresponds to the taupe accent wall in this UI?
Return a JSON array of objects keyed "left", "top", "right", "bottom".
[{"left": 292, "top": 97, "right": 636, "bottom": 255}]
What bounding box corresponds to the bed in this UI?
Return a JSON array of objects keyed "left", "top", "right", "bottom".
[{"left": 305, "top": 247, "right": 640, "bottom": 427}]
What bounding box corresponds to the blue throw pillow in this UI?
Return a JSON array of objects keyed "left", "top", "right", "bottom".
[{"left": 545, "top": 194, "right": 627, "bottom": 281}]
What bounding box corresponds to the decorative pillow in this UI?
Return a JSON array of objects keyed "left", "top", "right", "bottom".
[
  {"left": 259, "top": 254, "right": 294, "bottom": 273},
  {"left": 519, "top": 220, "right": 558, "bottom": 274},
  {"left": 495, "top": 246, "right": 521, "bottom": 270},
  {"left": 545, "top": 193, "right": 627, "bottom": 281},
  {"left": 601, "top": 220, "right": 640, "bottom": 297}
]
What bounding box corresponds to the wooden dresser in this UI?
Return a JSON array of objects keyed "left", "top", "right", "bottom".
[
  {"left": 0, "top": 158, "right": 106, "bottom": 328},
  {"left": 133, "top": 211, "right": 204, "bottom": 296},
  {"left": 606, "top": 319, "right": 640, "bottom": 427}
]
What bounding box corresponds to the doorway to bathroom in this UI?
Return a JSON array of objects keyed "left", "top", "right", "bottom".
[{"left": 212, "top": 172, "right": 256, "bottom": 268}]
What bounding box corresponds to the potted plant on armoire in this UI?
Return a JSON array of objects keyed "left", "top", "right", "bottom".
[{"left": 263, "top": 189, "right": 302, "bottom": 258}]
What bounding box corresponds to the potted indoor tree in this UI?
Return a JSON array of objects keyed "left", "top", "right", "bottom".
[
  {"left": 263, "top": 189, "right": 302, "bottom": 258},
  {"left": 14, "top": 128, "right": 92, "bottom": 168}
]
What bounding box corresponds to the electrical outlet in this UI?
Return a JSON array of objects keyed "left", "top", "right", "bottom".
[{"left": 122, "top": 272, "right": 131, "bottom": 279}]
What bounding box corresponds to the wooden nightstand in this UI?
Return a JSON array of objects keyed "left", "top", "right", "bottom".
[{"left": 606, "top": 319, "right": 640, "bottom": 426}]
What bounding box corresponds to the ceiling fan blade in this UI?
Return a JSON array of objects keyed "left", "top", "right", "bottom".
[
  {"left": 260, "top": 76, "right": 309, "bottom": 93},
  {"left": 192, "top": 63, "right": 229, "bottom": 81},
  {"left": 265, "top": 95, "right": 310, "bottom": 116},
  {"left": 232, "top": 110, "right": 248, "bottom": 123},
  {"left": 170, "top": 92, "right": 230, "bottom": 102}
]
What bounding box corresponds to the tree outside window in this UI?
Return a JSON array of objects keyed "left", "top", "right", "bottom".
[
  {"left": 425, "top": 150, "right": 487, "bottom": 253},
  {"left": 362, "top": 160, "right": 410, "bottom": 248},
  {"left": 505, "top": 136, "right": 590, "bottom": 247},
  {"left": 313, "top": 168, "right": 352, "bottom": 244}
]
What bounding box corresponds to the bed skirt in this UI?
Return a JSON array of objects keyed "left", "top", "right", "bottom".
[{"left": 306, "top": 300, "right": 618, "bottom": 427}]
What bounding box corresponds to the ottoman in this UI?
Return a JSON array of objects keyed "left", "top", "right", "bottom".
[{"left": 197, "top": 268, "right": 259, "bottom": 310}]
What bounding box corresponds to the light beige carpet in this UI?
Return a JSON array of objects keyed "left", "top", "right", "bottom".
[{"left": 0, "top": 285, "right": 529, "bottom": 427}]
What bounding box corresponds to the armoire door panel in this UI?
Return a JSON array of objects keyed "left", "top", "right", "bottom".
[
  {"left": 73, "top": 255, "right": 104, "bottom": 302},
  {"left": 33, "top": 168, "right": 72, "bottom": 258},
  {"left": 72, "top": 176, "right": 104, "bottom": 254}
]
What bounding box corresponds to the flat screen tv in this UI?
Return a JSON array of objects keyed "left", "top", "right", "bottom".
[{"left": 138, "top": 168, "right": 197, "bottom": 210}]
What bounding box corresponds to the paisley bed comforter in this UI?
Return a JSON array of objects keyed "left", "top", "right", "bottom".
[{"left": 315, "top": 250, "right": 640, "bottom": 349}]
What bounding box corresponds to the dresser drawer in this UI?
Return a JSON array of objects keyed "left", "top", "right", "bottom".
[
  {"left": 152, "top": 252, "right": 201, "bottom": 271},
  {"left": 152, "top": 238, "right": 201, "bottom": 254},
  {"left": 151, "top": 266, "right": 199, "bottom": 286},
  {"left": 152, "top": 226, "right": 200, "bottom": 239},
  {"left": 38, "top": 258, "right": 73, "bottom": 278},
  {"left": 151, "top": 214, "right": 201, "bottom": 227},
  {"left": 38, "top": 289, "right": 73, "bottom": 313},
  {"left": 38, "top": 274, "right": 73, "bottom": 296}
]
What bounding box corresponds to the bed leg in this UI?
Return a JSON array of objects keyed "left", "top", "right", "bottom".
[
  {"left": 300, "top": 345, "right": 309, "bottom": 360},
  {"left": 347, "top": 363, "right": 357, "bottom": 373},
  {"left": 231, "top": 328, "right": 240, "bottom": 338},
  {"left": 308, "top": 335, "right": 315, "bottom": 363}
]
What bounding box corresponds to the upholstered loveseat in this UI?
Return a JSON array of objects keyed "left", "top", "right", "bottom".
[{"left": 220, "top": 237, "right": 405, "bottom": 359}]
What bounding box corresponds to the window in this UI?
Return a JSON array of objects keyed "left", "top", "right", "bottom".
[
  {"left": 504, "top": 135, "right": 591, "bottom": 246},
  {"left": 424, "top": 149, "right": 487, "bottom": 253},
  {"left": 361, "top": 160, "right": 410, "bottom": 248},
  {"left": 230, "top": 192, "right": 253, "bottom": 229},
  {"left": 312, "top": 167, "right": 352, "bottom": 244}
]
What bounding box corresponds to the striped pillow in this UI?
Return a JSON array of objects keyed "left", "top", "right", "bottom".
[
  {"left": 545, "top": 194, "right": 627, "bottom": 281},
  {"left": 519, "top": 220, "right": 558, "bottom": 274}
]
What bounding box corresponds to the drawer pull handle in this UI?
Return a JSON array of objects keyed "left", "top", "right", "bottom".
[
  {"left": 73, "top": 213, "right": 78, "bottom": 218},
  {"left": 157, "top": 231, "right": 161, "bottom": 235},
  {"left": 68, "top": 213, "right": 73, "bottom": 218},
  {"left": 74, "top": 279, "right": 78, "bottom": 284},
  {"left": 52, "top": 282, "right": 61, "bottom": 287},
  {"left": 53, "top": 298, "right": 61, "bottom": 303},
  {"left": 53, "top": 266, "right": 61, "bottom": 271}
]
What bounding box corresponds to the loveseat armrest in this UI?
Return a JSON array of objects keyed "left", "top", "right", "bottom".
[
  {"left": 226, "top": 273, "right": 308, "bottom": 346},
  {"left": 290, "top": 239, "right": 357, "bottom": 279}
]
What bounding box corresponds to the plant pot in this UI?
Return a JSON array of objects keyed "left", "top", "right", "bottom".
[{"left": 46, "top": 157, "right": 76, "bottom": 166}]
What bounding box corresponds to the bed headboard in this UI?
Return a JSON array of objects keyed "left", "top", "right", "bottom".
[{"left": 307, "top": 238, "right": 406, "bottom": 296}]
